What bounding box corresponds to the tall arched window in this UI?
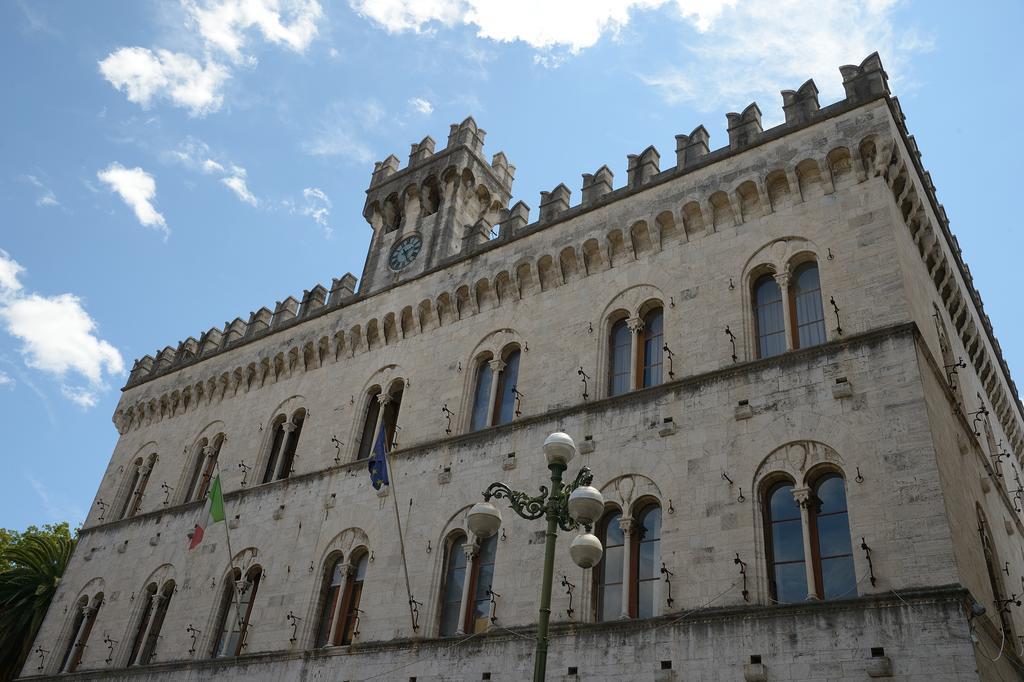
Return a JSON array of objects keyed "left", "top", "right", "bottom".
[
  {"left": 640, "top": 307, "right": 664, "bottom": 388},
  {"left": 753, "top": 274, "right": 785, "bottom": 358},
  {"left": 212, "top": 567, "right": 261, "bottom": 658},
  {"left": 633, "top": 504, "right": 661, "bottom": 619},
  {"left": 356, "top": 389, "right": 383, "bottom": 461},
  {"left": 127, "top": 584, "right": 158, "bottom": 666},
  {"left": 60, "top": 593, "right": 102, "bottom": 672},
  {"left": 136, "top": 581, "right": 173, "bottom": 665},
  {"left": 608, "top": 318, "right": 631, "bottom": 396},
  {"left": 809, "top": 474, "right": 855, "bottom": 599},
  {"left": 493, "top": 348, "right": 520, "bottom": 426},
  {"left": 979, "top": 509, "right": 1015, "bottom": 638},
  {"left": 470, "top": 357, "right": 494, "bottom": 431},
  {"left": 382, "top": 387, "right": 403, "bottom": 449},
  {"left": 791, "top": 262, "right": 826, "bottom": 349},
  {"left": 275, "top": 409, "right": 305, "bottom": 479},
  {"left": 117, "top": 462, "right": 143, "bottom": 520},
  {"left": 595, "top": 509, "right": 623, "bottom": 621},
  {"left": 439, "top": 533, "right": 468, "bottom": 637},
  {"left": 315, "top": 555, "right": 345, "bottom": 647},
  {"left": 185, "top": 435, "right": 224, "bottom": 503},
  {"left": 337, "top": 551, "right": 369, "bottom": 645},
  {"left": 764, "top": 480, "right": 806, "bottom": 603},
  {"left": 466, "top": 535, "right": 498, "bottom": 634},
  {"left": 261, "top": 416, "right": 288, "bottom": 483},
  {"left": 183, "top": 439, "right": 209, "bottom": 503}
]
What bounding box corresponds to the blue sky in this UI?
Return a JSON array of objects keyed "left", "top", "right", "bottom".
[{"left": 0, "top": 0, "right": 1020, "bottom": 530}]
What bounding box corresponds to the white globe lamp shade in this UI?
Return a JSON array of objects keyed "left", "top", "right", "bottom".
[
  {"left": 467, "top": 501, "right": 502, "bottom": 538},
  {"left": 543, "top": 432, "right": 576, "bottom": 466},
  {"left": 569, "top": 533, "right": 603, "bottom": 569},
  {"left": 567, "top": 486, "right": 605, "bottom": 526}
]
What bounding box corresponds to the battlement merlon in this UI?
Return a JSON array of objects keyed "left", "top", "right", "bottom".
[{"left": 361, "top": 116, "right": 516, "bottom": 227}]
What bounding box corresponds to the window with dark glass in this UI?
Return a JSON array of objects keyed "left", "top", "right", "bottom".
[
  {"left": 979, "top": 511, "right": 1015, "bottom": 638},
  {"left": 595, "top": 510, "right": 623, "bottom": 621},
  {"left": 62, "top": 594, "right": 101, "bottom": 673},
  {"left": 439, "top": 534, "right": 467, "bottom": 636},
  {"left": 127, "top": 584, "right": 157, "bottom": 666},
  {"left": 608, "top": 318, "right": 631, "bottom": 396},
  {"left": 640, "top": 308, "right": 664, "bottom": 388},
  {"left": 633, "top": 505, "right": 661, "bottom": 619},
  {"left": 809, "top": 474, "right": 855, "bottom": 599},
  {"left": 765, "top": 481, "right": 807, "bottom": 603},
  {"left": 337, "top": 552, "right": 369, "bottom": 645},
  {"left": 315, "top": 556, "right": 345, "bottom": 647},
  {"left": 213, "top": 567, "right": 260, "bottom": 658},
  {"left": 493, "top": 349, "right": 520, "bottom": 426},
  {"left": 791, "top": 262, "right": 826, "bottom": 348},
  {"left": 138, "top": 582, "right": 173, "bottom": 664},
  {"left": 117, "top": 464, "right": 142, "bottom": 520},
  {"left": 184, "top": 439, "right": 209, "bottom": 503},
  {"left": 754, "top": 275, "right": 785, "bottom": 358},
  {"left": 261, "top": 418, "right": 287, "bottom": 483},
  {"left": 466, "top": 534, "right": 498, "bottom": 633},
  {"left": 382, "top": 388, "right": 403, "bottom": 449},
  {"left": 356, "top": 389, "right": 382, "bottom": 461},
  {"left": 470, "top": 357, "right": 494, "bottom": 431},
  {"left": 276, "top": 410, "right": 305, "bottom": 479}
]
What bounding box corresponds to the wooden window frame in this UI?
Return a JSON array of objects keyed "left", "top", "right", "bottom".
[
  {"left": 356, "top": 389, "right": 382, "bottom": 461},
  {"left": 438, "top": 533, "right": 467, "bottom": 637},
  {"left": 638, "top": 307, "right": 664, "bottom": 389},
  {"left": 762, "top": 479, "right": 804, "bottom": 603},
  {"left": 629, "top": 503, "right": 661, "bottom": 618},
  {"left": 789, "top": 261, "right": 826, "bottom": 350},
  {"left": 608, "top": 317, "right": 632, "bottom": 397},
  {"left": 593, "top": 508, "right": 623, "bottom": 622},
  {"left": 315, "top": 555, "right": 345, "bottom": 648},
  {"left": 492, "top": 347, "right": 521, "bottom": 426},
  {"left": 336, "top": 552, "right": 368, "bottom": 645}
]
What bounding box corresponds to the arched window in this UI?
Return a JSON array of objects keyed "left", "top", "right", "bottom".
[
  {"left": 979, "top": 509, "right": 1015, "bottom": 638},
  {"left": 212, "top": 567, "right": 261, "bottom": 658},
  {"left": 595, "top": 509, "right": 624, "bottom": 621},
  {"left": 261, "top": 416, "right": 287, "bottom": 483},
  {"left": 135, "top": 581, "right": 174, "bottom": 665},
  {"left": 117, "top": 461, "right": 143, "bottom": 520},
  {"left": 764, "top": 480, "right": 806, "bottom": 603},
  {"left": 337, "top": 552, "right": 369, "bottom": 645},
  {"left": 315, "top": 555, "right": 345, "bottom": 647},
  {"left": 791, "top": 262, "right": 826, "bottom": 348},
  {"left": 753, "top": 274, "right": 785, "bottom": 358},
  {"left": 276, "top": 409, "right": 305, "bottom": 479},
  {"left": 470, "top": 357, "right": 494, "bottom": 431},
  {"left": 466, "top": 534, "right": 498, "bottom": 634},
  {"left": 382, "top": 387, "right": 403, "bottom": 449},
  {"left": 640, "top": 307, "right": 663, "bottom": 388},
  {"left": 356, "top": 388, "right": 383, "bottom": 461},
  {"left": 439, "top": 533, "right": 468, "bottom": 637},
  {"left": 493, "top": 348, "right": 520, "bottom": 426},
  {"left": 185, "top": 435, "right": 224, "bottom": 503},
  {"left": 632, "top": 504, "right": 661, "bottom": 619},
  {"left": 61, "top": 594, "right": 102, "bottom": 672},
  {"left": 127, "top": 584, "right": 158, "bottom": 666},
  {"left": 809, "top": 474, "right": 855, "bottom": 599},
  {"left": 608, "top": 318, "right": 631, "bottom": 396}
]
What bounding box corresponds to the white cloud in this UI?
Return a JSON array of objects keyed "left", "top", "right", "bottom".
[
  {"left": 98, "top": 47, "right": 230, "bottom": 117},
  {"left": 186, "top": 0, "right": 324, "bottom": 62},
  {"left": 222, "top": 172, "right": 258, "bottom": 206},
  {"left": 0, "top": 249, "right": 25, "bottom": 293},
  {"left": 203, "top": 158, "right": 226, "bottom": 173},
  {"left": 303, "top": 102, "right": 380, "bottom": 163},
  {"left": 97, "top": 163, "right": 168, "bottom": 236},
  {"left": 61, "top": 384, "right": 98, "bottom": 408},
  {"left": 21, "top": 175, "right": 60, "bottom": 208},
  {"left": 0, "top": 370, "right": 13, "bottom": 388},
  {"left": 301, "top": 187, "right": 332, "bottom": 237},
  {"left": 409, "top": 96, "right": 434, "bottom": 114},
  {"left": 0, "top": 251, "right": 124, "bottom": 408}
]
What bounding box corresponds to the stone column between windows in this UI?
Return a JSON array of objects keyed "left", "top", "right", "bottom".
[
  {"left": 618, "top": 516, "right": 635, "bottom": 619},
  {"left": 198, "top": 445, "right": 214, "bottom": 495},
  {"left": 485, "top": 358, "right": 506, "bottom": 426},
  {"left": 134, "top": 592, "right": 165, "bottom": 665},
  {"left": 63, "top": 605, "right": 95, "bottom": 672},
  {"left": 456, "top": 542, "right": 479, "bottom": 635},
  {"left": 774, "top": 271, "right": 794, "bottom": 351},
  {"left": 374, "top": 393, "right": 391, "bottom": 451},
  {"left": 626, "top": 317, "right": 645, "bottom": 390},
  {"left": 275, "top": 422, "right": 299, "bottom": 479},
  {"left": 791, "top": 486, "right": 819, "bottom": 600},
  {"left": 327, "top": 563, "right": 355, "bottom": 645},
  {"left": 131, "top": 465, "right": 152, "bottom": 514}
]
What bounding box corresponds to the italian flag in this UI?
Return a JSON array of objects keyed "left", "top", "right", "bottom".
[{"left": 188, "top": 475, "right": 225, "bottom": 550}]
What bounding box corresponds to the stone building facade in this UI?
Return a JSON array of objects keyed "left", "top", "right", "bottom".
[{"left": 19, "top": 54, "right": 1024, "bottom": 681}]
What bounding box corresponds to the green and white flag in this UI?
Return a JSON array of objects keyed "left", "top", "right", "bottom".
[{"left": 188, "top": 476, "right": 225, "bottom": 550}]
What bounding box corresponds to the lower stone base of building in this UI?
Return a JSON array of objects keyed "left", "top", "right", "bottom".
[{"left": 21, "top": 587, "right": 1019, "bottom": 681}]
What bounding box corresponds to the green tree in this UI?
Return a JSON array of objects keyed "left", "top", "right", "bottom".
[{"left": 0, "top": 524, "right": 76, "bottom": 681}]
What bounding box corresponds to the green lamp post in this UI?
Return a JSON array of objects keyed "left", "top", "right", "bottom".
[{"left": 467, "top": 432, "right": 606, "bottom": 682}]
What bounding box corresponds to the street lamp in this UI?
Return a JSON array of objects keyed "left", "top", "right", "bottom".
[{"left": 467, "top": 432, "right": 604, "bottom": 681}]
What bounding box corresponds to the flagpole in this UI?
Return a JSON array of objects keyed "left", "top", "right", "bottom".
[
  {"left": 212, "top": 455, "right": 247, "bottom": 655},
  {"left": 371, "top": 393, "right": 418, "bottom": 635}
]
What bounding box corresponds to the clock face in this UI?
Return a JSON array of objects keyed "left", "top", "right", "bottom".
[{"left": 388, "top": 234, "right": 423, "bottom": 272}]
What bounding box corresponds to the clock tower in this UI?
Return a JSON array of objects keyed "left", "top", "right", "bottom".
[{"left": 357, "top": 117, "right": 516, "bottom": 296}]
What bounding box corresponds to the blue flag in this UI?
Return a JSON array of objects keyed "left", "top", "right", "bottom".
[{"left": 368, "top": 426, "right": 389, "bottom": 490}]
